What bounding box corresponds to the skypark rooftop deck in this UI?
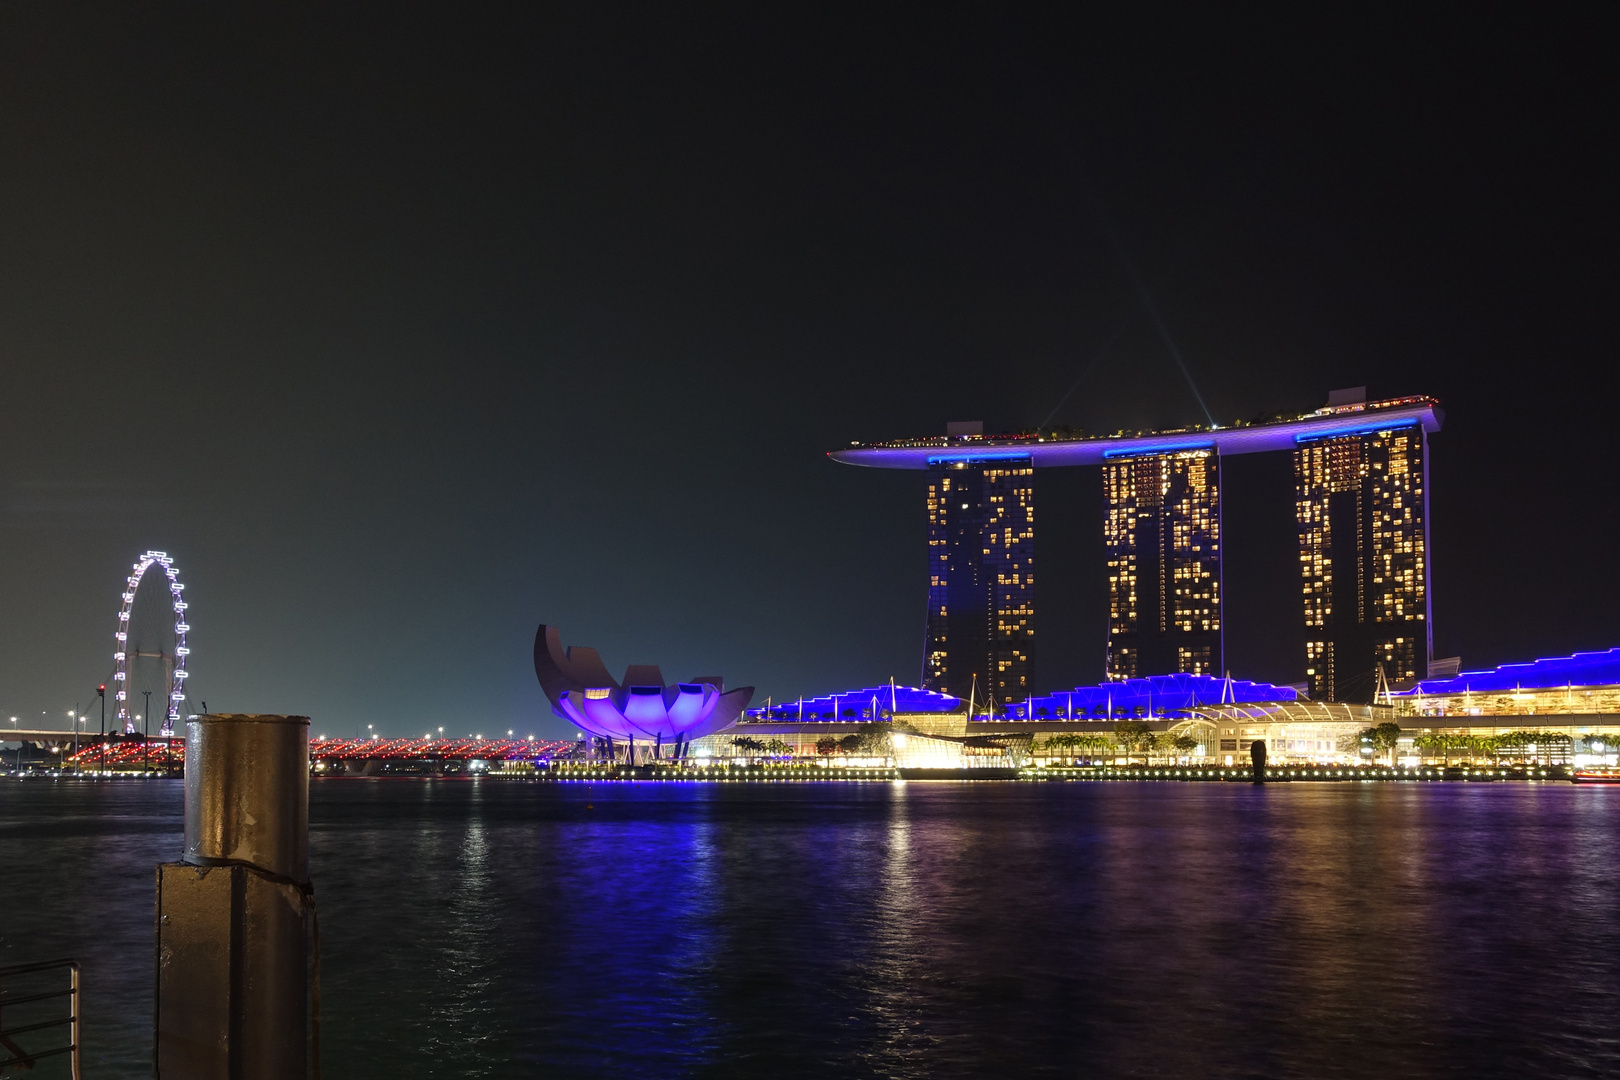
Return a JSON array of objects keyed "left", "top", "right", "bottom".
[{"left": 829, "top": 395, "right": 1442, "bottom": 469}]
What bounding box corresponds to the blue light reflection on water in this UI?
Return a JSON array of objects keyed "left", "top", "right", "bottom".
[{"left": 1, "top": 779, "right": 1618, "bottom": 1078}]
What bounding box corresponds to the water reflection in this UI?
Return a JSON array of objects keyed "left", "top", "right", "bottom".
[
  {"left": 1, "top": 780, "right": 1616, "bottom": 1078},
  {"left": 858, "top": 780, "right": 930, "bottom": 1069}
]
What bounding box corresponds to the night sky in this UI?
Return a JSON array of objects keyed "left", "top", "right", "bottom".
[{"left": 2, "top": 5, "right": 1617, "bottom": 737}]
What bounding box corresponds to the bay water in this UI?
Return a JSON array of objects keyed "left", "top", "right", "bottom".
[{"left": 1, "top": 778, "right": 1616, "bottom": 1078}]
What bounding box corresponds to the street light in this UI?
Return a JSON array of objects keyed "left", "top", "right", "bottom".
[
  {"left": 9, "top": 717, "right": 17, "bottom": 772},
  {"left": 143, "top": 690, "right": 153, "bottom": 774},
  {"left": 97, "top": 685, "right": 106, "bottom": 774}
]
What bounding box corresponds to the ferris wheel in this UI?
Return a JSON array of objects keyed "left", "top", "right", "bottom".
[{"left": 112, "top": 550, "right": 191, "bottom": 736}]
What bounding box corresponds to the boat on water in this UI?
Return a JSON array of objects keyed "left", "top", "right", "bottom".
[{"left": 1571, "top": 769, "right": 1620, "bottom": 784}]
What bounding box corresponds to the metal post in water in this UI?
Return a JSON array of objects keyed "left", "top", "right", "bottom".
[
  {"left": 155, "top": 713, "right": 314, "bottom": 1079},
  {"left": 71, "top": 961, "right": 81, "bottom": 1078}
]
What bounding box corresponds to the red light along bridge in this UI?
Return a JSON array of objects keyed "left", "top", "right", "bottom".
[
  {"left": 311, "top": 736, "right": 575, "bottom": 762},
  {"left": 46, "top": 734, "right": 576, "bottom": 769}
]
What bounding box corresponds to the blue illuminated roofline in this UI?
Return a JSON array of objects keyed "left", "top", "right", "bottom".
[
  {"left": 1102, "top": 441, "right": 1214, "bottom": 460},
  {"left": 830, "top": 401, "right": 1441, "bottom": 470},
  {"left": 1394, "top": 647, "right": 1620, "bottom": 697},
  {"left": 744, "top": 684, "right": 964, "bottom": 721},
  {"left": 925, "top": 451, "right": 1032, "bottom": 465},
  {"left": 1295, "top": 418, "right": 1419, "bottom": 444},
  {"left": 1004, "top": 673, "right": 1298, "bottom": 720}
]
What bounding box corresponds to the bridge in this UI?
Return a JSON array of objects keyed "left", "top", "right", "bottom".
[
  {"left": 308, "top": 735, "right": 575, "bottom": 764},
  {"left": 5, "top": 733, "right": 577, "bottom": 770}
]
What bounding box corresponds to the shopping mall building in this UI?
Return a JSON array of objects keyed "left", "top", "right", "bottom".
[{"left": 691, "top": 652, "right": 1620, "bottom": 769}]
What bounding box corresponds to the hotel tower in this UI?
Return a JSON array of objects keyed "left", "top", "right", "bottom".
[
  {"left": 832, "top": 391, "right": 1440, "bottom": 704},
  {"left": 1104, "top": 449, "right": 1222, "bottom": 679},
  {"left": 1295, "top": 422, "right": 1431, "bottom": 701},
  {"left": 923, "top": 453, "right": 1036, "bottom": 706}
]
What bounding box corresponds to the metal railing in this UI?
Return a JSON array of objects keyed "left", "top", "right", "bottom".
[{"left": 0, "top": 959, "right": 80, "bottom": 1078}]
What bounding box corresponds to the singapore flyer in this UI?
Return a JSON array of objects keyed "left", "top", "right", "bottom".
[{"left": 112, "top": 550, "right": 191, "bottom": 736}]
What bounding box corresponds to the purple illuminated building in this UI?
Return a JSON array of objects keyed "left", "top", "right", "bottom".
[{"left": 533, "top": 624, "right": 753, "bottom": 757}]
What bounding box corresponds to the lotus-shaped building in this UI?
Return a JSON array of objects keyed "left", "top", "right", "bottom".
[{"left": 534, "top": 624, "right": 753, "bottom": 751}]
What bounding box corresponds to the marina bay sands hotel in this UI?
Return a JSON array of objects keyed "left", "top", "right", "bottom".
[{"left": 829, "top": 390, "right": 1441, "bottom": 705}]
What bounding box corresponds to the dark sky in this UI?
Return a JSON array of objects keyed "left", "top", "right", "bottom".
[{"left": 2, "top": 4, "right": 1617, "bottom": 737}]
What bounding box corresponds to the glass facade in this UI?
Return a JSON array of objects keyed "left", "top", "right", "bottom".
[
  {"left": 1295, "top": 424, "right": 1430, "bottom": 701},
  {"left": 924, "top": 457, "right": 1035, "bottom": 705},
  {"left": 1104, "top": 450, "right": 1222, "bottom": 679}
]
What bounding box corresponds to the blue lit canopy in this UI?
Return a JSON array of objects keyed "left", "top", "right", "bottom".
[
  {"left": 1006, "top": 674, "right": 1298, "bottom": 720},
  {"left": 747, "top": 685, "right": 963, "bottom": 721},
  {"left": 1395, "top": 648, "right": 1620, "bottom": 697},
  {"left": 746, "top": 676, "right": 1298, "bottom": 723}
]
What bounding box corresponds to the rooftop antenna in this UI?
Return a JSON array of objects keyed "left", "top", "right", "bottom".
[{"left": 890, "top": 676, "right": 898, "bottom": 715}]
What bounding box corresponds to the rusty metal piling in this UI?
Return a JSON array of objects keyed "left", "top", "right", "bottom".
[{"left": 156, "top": 714, "right": 314, "bottom": 1079}]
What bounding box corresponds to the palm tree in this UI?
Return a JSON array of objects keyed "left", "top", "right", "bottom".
[
  {"left": 1042, "top": 733, "right": 1078, "bottom": 763},
  {"left": 729, "top": 736, "right": 767, "bottom": 757},
  {"left": 1076, "top": 734, "right": 1113, "bottom": 762},
  {"left": 1414, "top": 732, "right": 1450, "bottom": 764},
  {"left": 1493, "top": 731, "right": 1535, "bottom": 764},
  {"left": 1454, "top": 733, "right": 1485, "bottom": 764}
]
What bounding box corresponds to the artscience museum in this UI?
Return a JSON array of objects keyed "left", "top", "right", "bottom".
[{"left": 533, "top": 624, "right": 753, "bottom": 760}]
